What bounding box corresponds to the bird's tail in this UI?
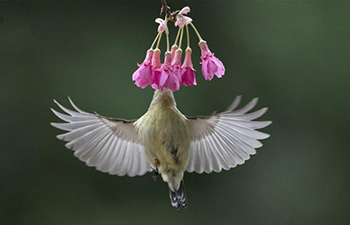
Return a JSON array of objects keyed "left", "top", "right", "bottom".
[{"left": 168, "top": 180, "right": 187, "bottom": 209}]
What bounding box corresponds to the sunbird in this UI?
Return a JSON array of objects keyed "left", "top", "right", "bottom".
[{"left": 51, "top": 89, "right": 271, "bottom": 209}]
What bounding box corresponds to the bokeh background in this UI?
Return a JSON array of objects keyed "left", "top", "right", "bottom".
[{"left": 1, "top": 1, "right": 350, "bottom": 224}]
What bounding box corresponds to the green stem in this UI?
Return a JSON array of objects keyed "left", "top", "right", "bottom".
[
  {"left": 166, "top": 32, "right": 170, "bottom": 51},
  {"left": 165, "top": 19, "right": 170, "bottom": 51},
  {"left": 186, "top": 25, "right": 190, "bottom": 48},
  {"left": 156, "top": 32, "right": 163, "bottom": 49},
  {"left": 150, "top": 32, "right": 160, "bottom": 49},
  {"left": 173, "top": 28, "right": 181, "bottom": 46},
  {"left": 189, "top": 22, "right": 203, "bottom": 41},
  {"left": 178, "top": 28, "right": 184, "bottom": 49}
]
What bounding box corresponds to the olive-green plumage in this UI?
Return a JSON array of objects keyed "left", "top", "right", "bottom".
[{"left": 135, "top": 89, "right": 192, "bottom": 193}]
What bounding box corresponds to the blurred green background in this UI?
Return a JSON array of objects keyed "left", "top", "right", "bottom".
[{"left": 1, "top": 1, "right": 350, "bottom": 224}]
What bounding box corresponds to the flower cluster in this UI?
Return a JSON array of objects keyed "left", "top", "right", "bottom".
[{"left": 132, "top": 6, "right": 225, "bottom": 92}]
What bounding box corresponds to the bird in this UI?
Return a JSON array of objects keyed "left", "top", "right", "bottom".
[{"left": 51, "top": 88, "right": 271, "bottom": 209}]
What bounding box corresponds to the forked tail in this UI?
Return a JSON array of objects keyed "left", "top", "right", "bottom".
[{"left": 168, "top": 180, "right": 187, "bottom": 209}]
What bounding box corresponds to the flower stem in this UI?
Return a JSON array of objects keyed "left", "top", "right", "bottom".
[
  {"left": 178, "top": 28, "right": 184, "bottom": 49},
  {"left": 156, "top": 31, "right": 163, "bottom": 49},
  {"left": 150, "top": 32, "right": 160, "bottom": 49},
  {"left": 186, "top": 25, "right": 190, "bottom": 48},
  {"left": 161, "top": 0, "right": 171, "bottom": 19},
  {"left": 166, "top": 30, "right": 170, "bottom": 52},
  {"left": 173, "top": 28, "right": 181, "bottom": 46},
  {"left": 165, "top": 18, "right": 170, "bottom": 51},
  {"left": 189, "top": 22, "right": 203, "bottom": 41}
]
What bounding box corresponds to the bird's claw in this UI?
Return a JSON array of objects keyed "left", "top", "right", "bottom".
[
  {"left": 152, "top": 168, "right": 160, "bottom": 182},
  {"left": 152, "top": 158, "right": 160, "bottom": 181}
]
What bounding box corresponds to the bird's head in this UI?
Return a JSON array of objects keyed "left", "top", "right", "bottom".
[{"left": 150, "top": 88, "right": 176, "bottom": 108}]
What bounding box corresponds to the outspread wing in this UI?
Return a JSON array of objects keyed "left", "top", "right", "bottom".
[
  {"left": 51, "top": 98, "right": 151, "bottom": 177},
  {"left": 186, "top": 96, "right": 271, "bottom": 174}
]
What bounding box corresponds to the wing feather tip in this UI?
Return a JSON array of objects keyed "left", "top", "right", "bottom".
[
  {"left": 65, "top": 142, "right": 74, "bottom": 149},
  {"left": 226, "top": 95, "right": 242, "bottom": 112},
  {"left": 265, "top": 120, "right": 272, "bottom": 125},
  {"left": 256, "top": 120, "right": 272, "bottom": 130},
  {"left": 50, "top": 108, "right": 58, "bottom": 114},
  {"left": 262, "top": 121, "right": 272, "bottom": 129},
  {"left": 250, "top": 150, "right": 258, "bottom": 155},
  {"left": 68, "top": 97, "right": 85, "bottom": 113},
  {"left": 51, "top": 122, "right": 65, "bottom": 130},
  {"left": 259, "top": 133, "right": 271, "bottom": 140},
  {"left": 50, "top": 122, "right": 58, "bottom": 128},
  {"left": 56, "top": 134, "right": 66, "bottom": 140},
  {"left": 261, "top": 107, "right": 268, "bottom": 113}
]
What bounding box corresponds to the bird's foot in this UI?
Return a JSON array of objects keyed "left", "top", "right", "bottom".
[
  {"left": 152, "top": 170, "right": 160, "bottom": 182},
  {"left": 152, "top": 159, "right": 160, "bottom": 181}
]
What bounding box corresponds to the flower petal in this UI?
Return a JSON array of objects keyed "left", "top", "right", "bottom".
[
  {"left": 132, "top": 50, "right": 155, "bottom": 89},
  {"left": 151, "top": 69, "right": 161, "bottom": 89},
  {"left": 175, "top": 15, "right": 192, "bottom": 28},
  {"left": 181, "top": 48, "right": 196, "bottom": 86},
  {"left": 179, "top": 6, "right": 191, "bottom": 15},
  {"left": 155, "top": 18, "right": 164, "bottom": 24},
  {"left": 212, "top": 56, "right": 225, "bottom": 77},
  {"left": 181, "top": 68, "right": 196, "bottom": 86},
  {"left": 159, "top": 70, "right": 169, "bottom": 87},
  {"left": 170, "top": 45, "right": 179, "bottom": 60},
  {"left": 164, "top": 73, "right": 180, "bottom": 92},
  {"left": 133, "top": 64, "right": 152, "bottom": 88},
  {"left": 155, "top": 18, "right": 167, "bottom": 33},
  {"left": 201, "top": 58, "right": 212, "bottom": 80},
  {"left": 171, "top": 49, "right": 183, "bottom": 67},
  {"left": 208, "top": 59, "right": 218, "bottom": 76},
  {"left": 151, "top": 49, "right": 162, "bottom": 69},
  {"left": 199, "top": 40, "right": 225, "bottom": 80}
]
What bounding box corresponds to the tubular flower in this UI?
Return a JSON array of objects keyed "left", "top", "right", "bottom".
[
  {"left": 175, "top": 6, "right": 193, "bottom": 28},
  {"left": 155, "top": 18, "right": 167, "bottom": 33},
  {"left": 171, "top": 48, "right": 183, "bottom": 80},
  {"left": 181, "top": 48, "right": 196, "bottom": 86},
  {"left": 151, "top": 49, "right": 162, "bottom": 89},
  {"left": 170, "top": 44, "right": 179, "bottom": 60},
  {"left": 131, "top": 4, "right": 226, "bottom": 92},
  {"left": 199, "top": 40, "right": 225, "bottom": 80},
  {"left": 159, "top": 52, "right": 180, "bottom": 92},
  {"left": 132, "top": 49, "right": 154, "bottom": 88}
]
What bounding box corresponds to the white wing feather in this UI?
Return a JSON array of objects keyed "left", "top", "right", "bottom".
[
  {"left": 51, "top": 98, "right": 151, "bottom": 177},
  {"left": 187, "top": 96, "right": 271, "bottom": 174}
]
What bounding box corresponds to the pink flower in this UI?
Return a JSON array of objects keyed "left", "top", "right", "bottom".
[
  {"left": 171, "top": 48, "right": 183, "bottom": 80},
  {"left": 132, "top": 49, "right": 154, "bottom": 88},
  {"left": 179, "top": 6, "right": 191, "bottom": 15},
  {"left": 199, "top": 40, "right": 225, "bottom": 80},
  {"left": 181, "top": 47, "right": 197, "bottom": 86},
  {"left": 170, "top": 44, "right": 178, "bottom": 60},
  {"left": 175, "top": 6, "right": 193, "bottom": 28},
  {"left": 155, "top": 18, "right": 167, "bottom": 33},
  {"left": 151, "top": 49, "right": 162, "bottom": 89},
  {"left": 158, "top": 52, "right": 180, "bottom": 92}
]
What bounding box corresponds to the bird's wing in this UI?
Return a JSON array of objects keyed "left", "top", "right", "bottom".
[
  {"left": 186, "top": 96, "right": 271, "bottom": 174},
  {"left": 51, "top": 98, "right": 152, "bottom": 177}
]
